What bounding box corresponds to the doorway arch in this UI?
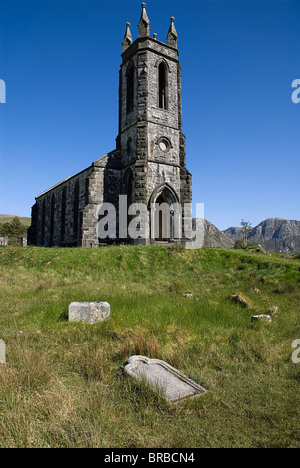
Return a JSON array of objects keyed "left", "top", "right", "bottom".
[{"left": 149, "top": 184, "right": 181, "bottom": 243}]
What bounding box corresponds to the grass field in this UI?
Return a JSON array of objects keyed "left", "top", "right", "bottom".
[{"left": 0, "top": 245, "right": 299, "bottom": 448}]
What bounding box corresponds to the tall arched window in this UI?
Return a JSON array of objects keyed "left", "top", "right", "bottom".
[
  {"left": 158, "top": 62, "right": 168, "bottom": 110},
  {"left": 61, "top": 187, "right": 67, "bottom": 242},
  {"left": 122, "top": 169, "right": 133, "bottom": 206},
  {"left": 127, "top": 137, "right": 132, "bottom": 158},
  {"left": 126, "top": 62, "right": 134, "bottom": 115},
  {"left": 41, "top": 198, "right": 46, "bottom": 245},
  {"left": 50, "top": 193, "right": 55, "bottom": 246},
  {"left": 73, "top": 180, "right": 79, "bottom": 239}
]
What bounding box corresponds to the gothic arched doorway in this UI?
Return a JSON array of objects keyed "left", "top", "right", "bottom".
[{"left": 149, "top": 184, "right": 181, "bottom": 243}]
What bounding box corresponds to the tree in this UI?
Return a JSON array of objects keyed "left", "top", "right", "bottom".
[
  {"left": 10, "top": 217, "right": 23, "bottom": 236},
  {"left": 0, "top": 222, "right": 12, "bottom": 236},
  {"left": 0, "top": 217, "right": 28, "bottom": 244},
  {"left": 240, "top": 219, "right": 253, "bottom": 248}
]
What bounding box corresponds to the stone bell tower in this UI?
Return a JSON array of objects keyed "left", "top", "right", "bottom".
[{"left": 117, "top": 3, "right": 192, "bottom": 244}]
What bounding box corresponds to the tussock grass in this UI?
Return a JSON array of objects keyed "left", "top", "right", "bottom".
[
  {"left": 117, "top": 326, "right": 161, "bottom": 361},
  {"left": 0, "top": 245, "right": 299, "bottom": 447}
]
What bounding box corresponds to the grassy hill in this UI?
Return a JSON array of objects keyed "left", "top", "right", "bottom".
[
  {"left": 0, "top": 215, "right": 31, "bottom": 226},
  {"left": 0, "top": 245, "right": 299, "bottom": 448}
]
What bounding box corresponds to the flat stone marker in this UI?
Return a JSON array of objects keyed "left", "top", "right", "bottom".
[
  {"left": 251, "top": 314, "right": 272, "bottom": 323},
  {"left": 125, "top": 356, "right": 208, "bottom": 404},
  {"left": 0, "top": 340, "right": 6, "bottom": 364},
  {"left": 68, "top": 302, "right": 110, "bottom": 324}
]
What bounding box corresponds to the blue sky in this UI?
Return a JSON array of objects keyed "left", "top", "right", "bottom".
[{"left": 0, "top": 0, "right": 299, "bottom": 230}]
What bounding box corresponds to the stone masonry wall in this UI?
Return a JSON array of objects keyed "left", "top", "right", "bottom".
[{"left": 33, "top": 167, "right": 92, "bottom": 247}]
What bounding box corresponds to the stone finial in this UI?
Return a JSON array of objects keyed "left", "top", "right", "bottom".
[
  {"left": 122, "top": 22, "right": 133, "bottom": 52},
  {"left": 138, "top": 2, "right": 150, "bottom": 37},
  {"left": 153, "top": 33, "right": 157, "bottom": 40},
  {"left": 167, "top": 16, "right": 178, "bottom": 48}
]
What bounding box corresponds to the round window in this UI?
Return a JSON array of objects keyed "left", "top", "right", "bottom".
[
  {"left": 159, "top": 141, "right": 167, "bottom": 152},
  {"left": 158, "top": 137, "right": 171, "bottom": 153}
]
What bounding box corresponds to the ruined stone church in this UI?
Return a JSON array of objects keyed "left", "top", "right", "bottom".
[{"left": 28, "top": 4, "right": 192, "bottom": 247}]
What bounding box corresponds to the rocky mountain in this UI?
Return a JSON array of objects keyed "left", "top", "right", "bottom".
[
  {"left": 224, "top": 218, "right": 300, "bottom": 254},
  {"left": 223, "top": 226, "right": 244, "bottom": 241},
  {"left": 193, "top": 219, "right": 234, "bottom": 248}
]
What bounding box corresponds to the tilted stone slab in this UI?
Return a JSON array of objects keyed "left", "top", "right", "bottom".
[
  {"left": 68, "top": 302, "right": 110, "bottom": 324},
  {"left": 251, "top": 314, "right": 272, "bottom": 323},
  {"left": 124, "top": 356, "right": 208, "bottom": 404},
  {"left": 0, "top": 340, "right": 6, "bottom": 364}
]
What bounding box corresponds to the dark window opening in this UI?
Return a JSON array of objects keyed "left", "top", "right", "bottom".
[
  {"left": 74, "top": 181, "right": 79, "bottom": 238},
  {"left": 50, "top": 194, "right": 55, "bottom": 246},
  {"left": 126, "top": 63, "right": 134, "bottom": 115},
  {"left": 159, "top": 63, "right": 168, "bottom": 110},
  {"left": 41, "top": 199, "right": 46, "bottom": 245},
  {"left": 156, "top": 194, "right": 170, "bottom": 241},
  {"left": 85, "top": 179, "right": 89, "bottom": 206},
  {"left": 61, "top": 187, "right": 67, "bottom": 242},
  {"left": 127, "top": 137, "right": 132, "bottom": 158}
]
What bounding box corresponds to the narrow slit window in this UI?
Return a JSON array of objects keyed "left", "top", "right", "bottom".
[
  {"left": 126, "top": 63, "right": 134, "bottom": 115},
  {"left": 50, "top": 194, "right": 55, "bottom": 246},
  {"left": 41, "top": 199, "right": 46, "bottom": 245},
  {"left": 61, "top": 187, "right": 66, "bottom": 242},
  {"left": 74, "top": 180, "right": 79, "bottom": 238},
  {"left": 159, "top": 62, "right": 168, "bottom": 110}
]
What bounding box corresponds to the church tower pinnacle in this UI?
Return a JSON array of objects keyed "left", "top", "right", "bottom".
[
  {"left": 167, "top": 17, "right": 178, "bottom": 48},
  {"left": 138, "top": 3, "right": 151, "bottom": 38},
  {"left": 122, "top": 22, "right": 133, "bottom": 53}
]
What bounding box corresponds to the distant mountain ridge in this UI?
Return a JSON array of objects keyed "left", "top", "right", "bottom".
[{"left": 224, "top": 218, "right": 300, "bottom": 254}]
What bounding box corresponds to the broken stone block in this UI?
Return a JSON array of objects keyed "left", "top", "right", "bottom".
[
  {"left": 268, "top": 306, "right": 279, "bottom": 316},
  {"left": 68, "top": 302, "right": 110, "bottom": 324},
  {"left": 231, "top": 293, "right": 251, "bottom": 308},
  {"left": 251, "top": 314, "right": 272, "bottom": 323},
  {"left": 124, "top": 355, "right": 208, "bottom": 404},
  {"left": 0, "top": 340, "right": 6, "bottom": 364}
]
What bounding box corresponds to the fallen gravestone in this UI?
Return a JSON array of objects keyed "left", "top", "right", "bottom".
[
  {"left": 0, "top": 340, "right": 6, "bottom": 364},
  {"left": 251, "top": 314, "right": 272, "bottom": 323},
  {"left": 124, "top": 355, "right": 208, "bottom": 404},
  {"left": 68, "top": 302, "right": 111, "bottom": 324}
]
